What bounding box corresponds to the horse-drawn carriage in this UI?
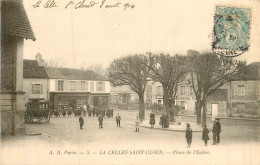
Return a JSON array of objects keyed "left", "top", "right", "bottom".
[{"left": 24, "top": 101, "right": 51, "bottom": 123}]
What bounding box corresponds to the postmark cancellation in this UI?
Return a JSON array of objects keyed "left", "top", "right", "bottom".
[{"left": 212, "top": 6, "right": 251, "bottom": 57}]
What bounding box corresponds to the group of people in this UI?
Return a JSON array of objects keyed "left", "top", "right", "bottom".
[
  {"left": 78, "top": 113, "right": 122, "bottom": 129},
  {"left": 86, "top": 107, "right": 114, "bottom": 118},
  {"left": 52, "top": 106, "right": 114, "bottom": 118},
  {"left": 185, "top": 118, "right": 222, "bottom": 148},
  {"left": 79, "top": 110, "right": 222, "bottom": 148}
]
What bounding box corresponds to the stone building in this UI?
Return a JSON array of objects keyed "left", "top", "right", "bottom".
[
  {"left": 1, "top": 0, "right": 36, "bottom": 135},
  {"left": 23, "top": 54, "right": 111, "bottom": 111},
  {"left": 23, "top": 59, "right": 49, "bottom": 104}
]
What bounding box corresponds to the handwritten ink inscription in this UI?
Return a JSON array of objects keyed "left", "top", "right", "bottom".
[
  {"left": 33, "top": 0, "right": 58, "bottom": 8},
  {"left": 33, "top": 0, "right": 135, "bottom": 10}
]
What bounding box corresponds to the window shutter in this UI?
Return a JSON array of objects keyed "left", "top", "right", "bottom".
[
  {"left": 66, "top": 81, "right": 69, "bottom": 91},
  {"left": 55, "top": 80, "right": 58, "bottom": 91},
  {"left": 102, "top": 82, "right": 105, "bottom": 92},
  {"left": 86, "top": 81, "right": 88, "bottom": 92},
  {"left": 234, "top": 85, "right": 238, "bottom": 95},
  {"left": 75, "top": 82, "right": 78, "bottom": 91},
  {"left": 245, "top": 84, "right": 248, "bottom": 95},
  {"left": 32, "top": 84, "right": 34, "bottom": 94},
  {"left": 40, "top": 84, "right": 43, "bottom": 95},
  {"left": 96, "top": 82, "right": 98, "bottom": 91}
]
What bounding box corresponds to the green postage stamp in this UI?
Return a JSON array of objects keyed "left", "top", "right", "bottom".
[{"left": 212, "top": 6, "right": 251, "bottom": 57}]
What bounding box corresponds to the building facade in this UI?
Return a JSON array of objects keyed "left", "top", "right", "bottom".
[
  {"left": 23, "top": 60, "right": 49, "bottom": 104},
  {"left": 1, "top": 0, "right": 36, "bottom": 135},
  {"left": 110, "top": 62, "right": 260, "bottom": 117},
  {"left": 23, "top": 56, "right": 111, "bottom": 112},
  {"left": 228, "top": 62, "right": 260, "bottom": 116}
]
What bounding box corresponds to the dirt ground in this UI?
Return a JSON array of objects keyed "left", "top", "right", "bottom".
[{"left": 1, "top": 109, "right": 260, "bottom": 165}]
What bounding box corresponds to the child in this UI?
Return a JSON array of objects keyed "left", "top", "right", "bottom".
[
  {"left": 135, "top": 116, "right": 140, "bottom": 132},
  {"left": 149, "top": 112, "right": 155, "bottom": 128},
  {"left": 185, "top": 123, "right": 192, "bottom": 148},
  {"left": 202, "top": 124, "right": 209, "bottom": 146},
  {"left": 98, "top": 114, "right": 103, "bottom": 128},
  {"left": 116, "top": 113, "right": 121, "bottom": 127},
  {"left": 79, "top": 115, "right": 84, "bottom": 129}
]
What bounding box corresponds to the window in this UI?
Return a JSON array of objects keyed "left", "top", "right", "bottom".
[
  {"left": 156, "top": 86, "right": 163, "bottom": 95},
  {"left": 80, "top": 81, "right": 85, "bottom": 91},
  {"left": 58, "top": 80, "right": 64, "bottom": 91},
  {"left": 70, "top": 81, "right": 75, "bottom": 91},
  {"left": 32, "top": 84, "right": 43, "bottom": 94},
  {"left": 190, "top": 86, "right": 193, "bottom": 95},
  {"left": 181, "top": 86, "right": 185, "bottom": 95},
  {"left": 90, "top": 82, "right": 94, "bottom": 92},
  {"left": 234, "top": 84, "right": 248, "bottom": 96},
  {"left": 122, "top": 94, "right": 127, "bottom": 104},
  {"left": 96, "top": 82, "right": 105, "bottom": 92}
]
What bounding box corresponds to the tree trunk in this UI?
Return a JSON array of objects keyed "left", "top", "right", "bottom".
[
  {"left": 202, "top": 99, "right": 207, "bottom": 126},
  {"left": 163, "top": 86, "right": 173, "bottom": 115},
  {"left": 163, "top": 92, "right": 169, "bottom": 111},
  {"left": 138, "top": 93, "right": 145, "bottom": 122},
  {"left": 196, "top": 101, "right": 202, "bottom": 124}
]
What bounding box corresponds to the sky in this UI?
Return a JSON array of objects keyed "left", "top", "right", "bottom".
[{"left": 23, "top": 0, "right": 260, "bottom": 69}]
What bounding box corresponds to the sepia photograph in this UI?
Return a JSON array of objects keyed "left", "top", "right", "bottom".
[{"left": 1, "top": 0, "right": 260, "bottom": 164}]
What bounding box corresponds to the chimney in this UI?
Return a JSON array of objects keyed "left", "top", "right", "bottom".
[{"left": 35, "top": 53, "right": 44, "bottom": 66}]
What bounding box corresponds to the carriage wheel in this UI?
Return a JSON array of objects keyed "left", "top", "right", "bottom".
[{"left": 25, "top": 111, "right": 33, "bottom": 123}]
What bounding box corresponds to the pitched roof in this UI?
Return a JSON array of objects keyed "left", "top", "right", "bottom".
[
  {"left": 1, "top": 0, "right": 36, "bottom": 40},
  {"left": 241, "top": 62, "right": 260, "bottom": 81},
  {"left": 45, "top": 67, "right": 109, "bottom": 81},
  {"left": 23, "top": 60, "right": 49, "bottom": 78}
]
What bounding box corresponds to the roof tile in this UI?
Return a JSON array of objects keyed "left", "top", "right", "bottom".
[{"left": 1, "top": 0, "right": 36, "bottom": 40}]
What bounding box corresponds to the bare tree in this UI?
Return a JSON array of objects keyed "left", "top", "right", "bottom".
[
  {"left": 188, "top": 52, "right": 246, "bottom": 125},
  {"left": 148, "top": 53, "right": 188, "bottom": 111},
  {"left": 108, "top": 55, "right": 149, "bottom": 121},
  {"left": 44, "top": 59, "right": 66, "bottom": 68},
  {"left": 86, "top": 64, "right": 107, "bottom": 76}
]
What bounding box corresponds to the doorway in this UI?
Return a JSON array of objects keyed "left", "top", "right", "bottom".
[{"left": 211, "top": 103, "right": 219, "bottom": 116}]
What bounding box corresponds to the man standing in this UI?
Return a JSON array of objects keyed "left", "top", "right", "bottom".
[
  {"left": 135, "top": 116, "right": 140, "bottom": 132},
  {"left": 116, "top": 113, "right": 121, "bottom": 127},
  {"left": 98, "top": 114, "right": 104, "bottom": 128},
  {"left": 212, "top": 120, "right": 218, "bottom": 145},
  {"left": 216, "top": 118, "right": 221, "bottom": 144},
  {"left": 185, "top": 123, "right": 192, "bottom": 148},
  {"left": 79, "top": 115, "right": 84, "bottom": 129}
]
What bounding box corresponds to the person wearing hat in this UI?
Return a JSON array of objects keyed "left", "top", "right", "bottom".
[
  {"left": 135, "top": 115, "right": 140, "bottom": 132},
  {"left": 79, "top": 115, "right": 84, "bottom": 129},
  {"left": 98, "top": 113, "right": 104, "bottom": 128},
  {"left": 116, "top": 113, "right": 121, "bottom": 127},
  {"left": 68, "top": 107, "right": 72, "bottom": 117},
  {"left": 215, "top": 118, "right": 221, "bottom": 144},
  {"left": 185, "top": 123, "right": 192, "bottom": 148},
  {"left": 202, "top": 124, "right": 210, "bottom": 146},
  {"left": 212, "top": 120, "right": 218, "bottom": 145}
]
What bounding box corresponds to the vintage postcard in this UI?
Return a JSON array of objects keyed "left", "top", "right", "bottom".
[{"left": 1, "top": 0, "right": 260, "bottom": 164}]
